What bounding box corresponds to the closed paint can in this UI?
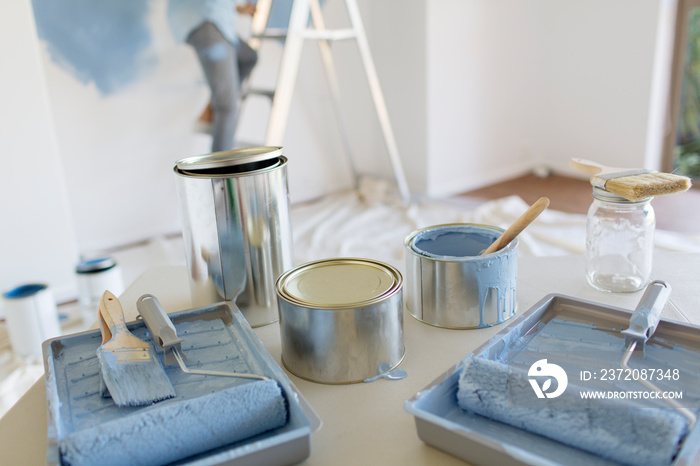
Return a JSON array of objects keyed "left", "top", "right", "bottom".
[
  {"left": 2, "top": 283, "right": 61, "bottom": 361},
  {"left": 276, "top": 258, "right": 404, "bottom": 384},
  {"left": 75, "top": 257, "right": 124, "bottom": 327},
  {"left": 404, "top": 223, "right": 517, "bottom": 329},
  {"left": 174, "top": 147, "right": 294, "bottom": 327}
]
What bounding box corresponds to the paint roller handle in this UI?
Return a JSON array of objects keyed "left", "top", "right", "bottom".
[
  {"left": 481, "top": 197, "right": 550, "bottom": 255},
  {"left": 136, "top": 294, "right": 184, "bottom": 356},
  {"left": 137, "top": 294, "right": 269, "bottom": 381},
  {"left": 622, "top": 280, "right": 671, "bottom": 347}
]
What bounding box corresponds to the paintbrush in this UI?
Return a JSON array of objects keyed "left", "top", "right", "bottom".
[
  {"left": 97, "top": 290, "right": 175, "bottom": 407},
  {"left": 97, "top": 308, "right": 112, "bottom": 398},
  {"left": 570, "top": 158, "right": 692, "bottom": 201},
  {"left": 481, "top": 197, "right": 549, "bottom": 255}
]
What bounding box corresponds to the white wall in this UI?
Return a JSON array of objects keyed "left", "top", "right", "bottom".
[
  {"left": 0, "top": 0, "right": 671, "bottom": 302},
  {"left": 366, "top": 0, "right": 429, "bottom": 193},
  {"left": 419, "top": 0, "right": 663, "bottom": 197},
  {"left": 425, "top": 0, "right": 545, "bottom": 197},
  {"left": 37, "top": 1, "right": 212, "bottom": 253},
  {"left": 536, "top": 0, "right": 661, "bottom": 175},
  {"left": 0, "top": 1, "right": 79, "bottom": 302}
]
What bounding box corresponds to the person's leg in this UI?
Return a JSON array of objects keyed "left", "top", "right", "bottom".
[
  {"left": 187, "top": 22, "right": 239, "bottom": 152},
  {"left": 237, "top": 40, "right": 258, "bottom": 83}
]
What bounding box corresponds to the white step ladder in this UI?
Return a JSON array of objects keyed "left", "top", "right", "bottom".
[{"left": 243, "top": 0, "right": 411, "bottom": 204}]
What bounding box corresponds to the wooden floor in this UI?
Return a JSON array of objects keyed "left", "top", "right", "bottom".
[{"left": 462, "top": 174, "right": 700, "bottom": 234}]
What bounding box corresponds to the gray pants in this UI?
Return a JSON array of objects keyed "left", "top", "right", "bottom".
[{"left": 187, "top": 22, "right": 258, "bottom": 152}]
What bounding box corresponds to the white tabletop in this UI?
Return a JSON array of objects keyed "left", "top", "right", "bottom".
[{"left": 1, "top": 252, "right": 698, "bottom": 465}]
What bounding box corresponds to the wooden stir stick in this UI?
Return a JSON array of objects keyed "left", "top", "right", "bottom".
[{"left": 480, "top": 197, "right": 550, "bottom": 255}]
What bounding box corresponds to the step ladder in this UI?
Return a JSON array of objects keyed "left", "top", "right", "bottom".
[{"left": 241, "top": 0, "right": 411, "bottom": 204}]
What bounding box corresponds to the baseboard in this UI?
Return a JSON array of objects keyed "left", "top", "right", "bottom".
[{"left": 426, "top": 162, "right": 535, "bottom": 199}]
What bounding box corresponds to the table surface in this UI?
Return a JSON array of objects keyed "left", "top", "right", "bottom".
[{"left": 1, "top": 252, "right": 698, "bottom": 466}]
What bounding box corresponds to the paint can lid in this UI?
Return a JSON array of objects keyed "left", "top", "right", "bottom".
[
  {"left": 76, "top": 257, "right": 117, "bottom": 274},
  {"left": 3, "top": 283, "right": 48, "bottom": 299},
  {"left": 276, "top": 258, "right": 402, "bottom": 309},
  {"left": 175, "top": 146, "right": 283, "bottom": 171}
]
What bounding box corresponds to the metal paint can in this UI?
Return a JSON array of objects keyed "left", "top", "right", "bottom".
[
  {"left": 75, "top": 257, "right": 124, "bottom": 327},
  {"left": 275, "top": 258, "right": 404, "bottom": 384},
  {"left": 2, "top": 283, "right": 61, "bottom": 361},
  {"left": 174, "top": 147, "right": 294, "bottom": 327},
  {"left": 404, "top": 223, "right": 517, "bottom": 329}
]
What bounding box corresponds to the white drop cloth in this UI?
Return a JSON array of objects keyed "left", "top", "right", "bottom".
[{"left": 291, "top": 181, "right": 700, "bottom": 276}]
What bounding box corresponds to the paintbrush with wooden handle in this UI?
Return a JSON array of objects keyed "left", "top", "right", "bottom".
[
  {"left": 570, "top": 158, "right": 691, "bottom": 201},
  {"left": 97, "top": 290, "right": 175, "bottom": 406},
  {"left": 481, "top": 197, "right": 550, "bottom": 255}
]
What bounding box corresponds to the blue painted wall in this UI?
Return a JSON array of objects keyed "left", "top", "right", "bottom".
[{"left": 32, "top": 0, "right": 157, "bottom": 95}]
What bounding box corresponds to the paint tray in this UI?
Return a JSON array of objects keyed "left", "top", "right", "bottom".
[
  {"left": 405, "top": 293, "right": 700, "bottom": 466},
  {"left": 42, "top": 302, "right": 321, "bottom": 466}
]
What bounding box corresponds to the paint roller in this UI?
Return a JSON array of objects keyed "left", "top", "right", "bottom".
[
  {"left": 60, "top": 296, "right": 289, "bottom": 466},
  {"left": 457, "top": 281, "right": 696, "bottom": 466}
]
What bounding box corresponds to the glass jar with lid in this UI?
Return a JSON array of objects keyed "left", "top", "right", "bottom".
[{"left": 585, "top": 187, "right": 655, "bottom": 292}]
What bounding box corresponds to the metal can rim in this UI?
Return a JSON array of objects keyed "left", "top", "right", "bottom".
[
  {"left": 404, "top": 223, "right": 515, "bottom": 262},
  {"left": 3, "top": 283, "right": 48, "bottom": 299},
  {"left": 175, "top": 146, "right": 283, "bottom": 171},
  {"left": 76, "top": 257, "right": 117, "bottom": 274},
  {"left": 275, "top": 257, "right": 403, "bottom": 309},
  {"left": 174, "top": 155, "right": 286, "bottom": 179}
]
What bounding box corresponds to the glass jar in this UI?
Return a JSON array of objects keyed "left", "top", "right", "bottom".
[{"left": 585, "top": 187, "right": 655, "bottom": 292}]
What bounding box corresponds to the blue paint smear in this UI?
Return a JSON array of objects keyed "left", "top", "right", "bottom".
[{"left": 31, "top": 0, "right": 156, "bottom": 95}]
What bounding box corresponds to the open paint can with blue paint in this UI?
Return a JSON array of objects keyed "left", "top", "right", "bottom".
[{"left": 404, "top": 223, "right": 517, "bottom": 329}]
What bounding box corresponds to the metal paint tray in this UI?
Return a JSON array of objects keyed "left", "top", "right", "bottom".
[
  {"left": 43, "top": 302, "right": 321, "bottom": 465},
  {"left": 405, "top": 293, "right": 700, "bottom": 466}
]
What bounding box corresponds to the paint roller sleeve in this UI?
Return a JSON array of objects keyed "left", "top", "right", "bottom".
[
  {"left": 457, "top": 356, "right": 688, "bottom": 466},
  {"left": 60, "top": 379, "right": 288, "bottom": 466}
]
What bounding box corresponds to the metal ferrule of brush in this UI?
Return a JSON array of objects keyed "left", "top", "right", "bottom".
[{"left": 592, "top": 168, "right": 654, "bottom": 190}]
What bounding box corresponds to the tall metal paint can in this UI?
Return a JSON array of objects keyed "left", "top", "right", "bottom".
[{"left": 174, "top": 147, "right": 294, "bottom": 327}]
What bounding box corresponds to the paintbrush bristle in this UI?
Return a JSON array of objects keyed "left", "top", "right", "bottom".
[
  {"left": 98, "top": 347, "right": 175, "bottom": 407},
  {"left": 605, "top": 172, "right": 692, "bottom": 201}
]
